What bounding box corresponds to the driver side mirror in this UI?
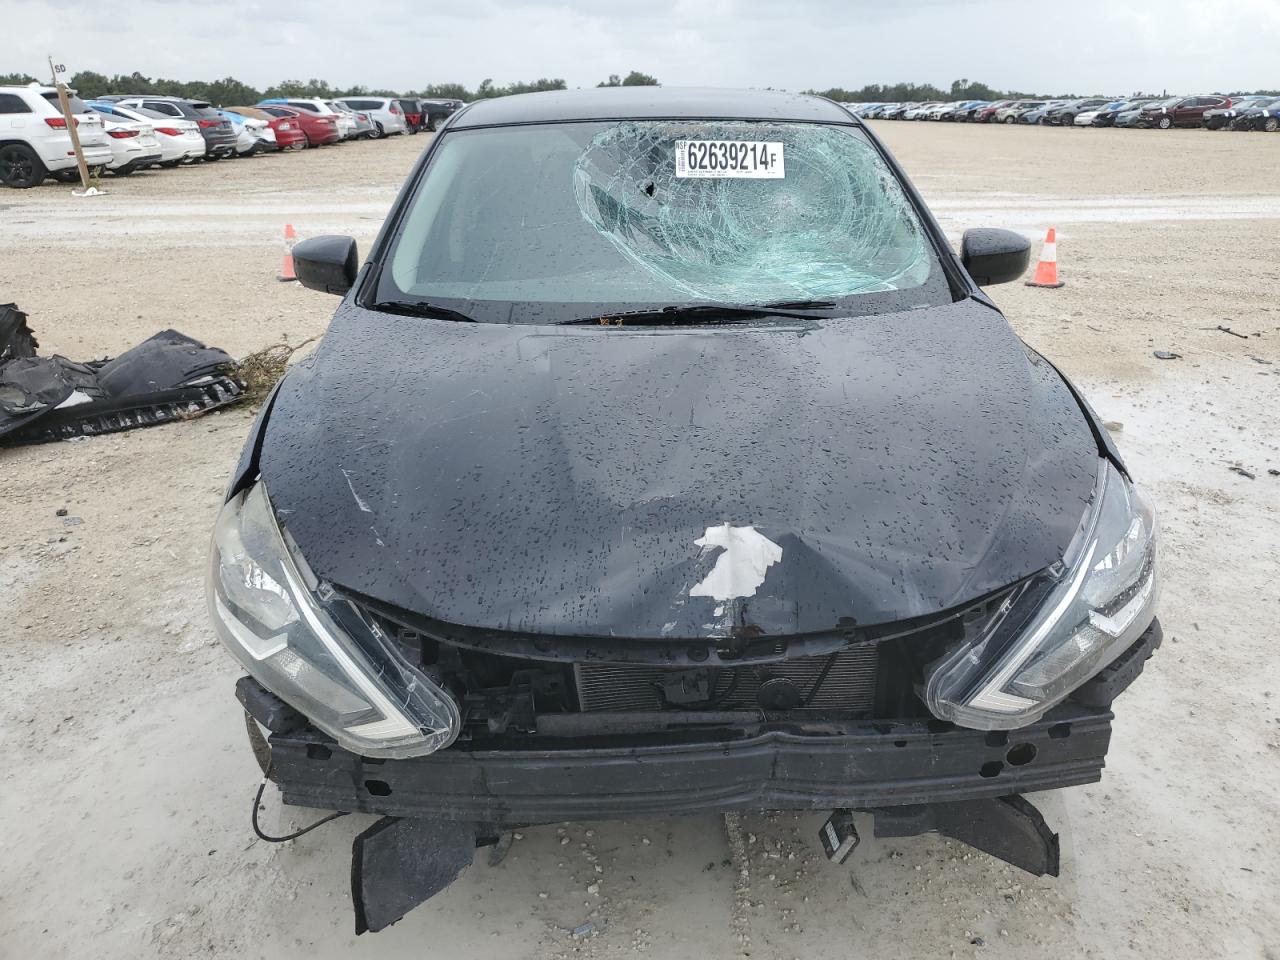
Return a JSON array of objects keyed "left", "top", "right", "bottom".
[
  {"left": 960, "top": 228, "right": 1031, "bottom": 286},
  {"left": 292, "top": 235, "right": 359, "bottom": 296}
]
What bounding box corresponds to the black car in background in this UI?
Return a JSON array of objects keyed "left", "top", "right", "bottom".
[
  {"left": 108, "top": 95, "right": 238, "bottom": 158},
  {"left": 1203, "top": 96, "right": 1268, "bottom": 129},
  {"left": 1045, "top": 98, "right": 1112, "bottom": 126},
  {"left": 210, "top": 87, "right": 1162, "bottom": 932},
  {"left": 1091, "top": 98, "right": 1154, "bottom": 126},
  {"left": 418, "top": 98, "right": 459, "bottom": 130},
  {"left": 1229, "top": 97, "right": 1280, "bottom": 131}
]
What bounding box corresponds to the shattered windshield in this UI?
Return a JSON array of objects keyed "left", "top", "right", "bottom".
[{"left": 379, "top": 120, "right": 950, "bottom": 323}]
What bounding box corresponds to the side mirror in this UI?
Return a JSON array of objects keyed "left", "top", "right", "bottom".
[
  {"left": 293, "top": 235, "right": 358, "bottom": 295},
  {"left": 960, "top": 228, "right": 1031, "bottom": 286}
]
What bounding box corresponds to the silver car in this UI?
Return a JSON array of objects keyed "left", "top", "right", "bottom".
[
  {"left": 329, "top": 101, "right": 374, "bottom": 139},
  {"left": 334, "top": 97, "right": 408, "bottom": 138}
]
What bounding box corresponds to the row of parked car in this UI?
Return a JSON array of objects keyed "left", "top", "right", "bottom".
[
  {"left": 0, "top": 84, "right": 464, "bottom": 188},
  {"left": 847, "top": 96, "right": 1280, "bottom": 132}
]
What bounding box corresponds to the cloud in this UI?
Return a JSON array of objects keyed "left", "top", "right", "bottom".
[{"left": 4, "top": 0, "right": 1277, "bottom": 94}]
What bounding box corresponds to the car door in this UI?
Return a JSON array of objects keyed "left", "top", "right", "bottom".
[{"left": 1176, "top": 97, "right": 1209, "bottom": 124}]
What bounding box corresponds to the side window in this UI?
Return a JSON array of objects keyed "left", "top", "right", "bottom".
[
  {"left": 145, "top": 101, "right": 180, "bottom": 116},
  {"left": 0, "top": 93, "right": 32, "bottom": 114},
  {"left": 290, "top": 102, "right": 319, "bottom": 113}
]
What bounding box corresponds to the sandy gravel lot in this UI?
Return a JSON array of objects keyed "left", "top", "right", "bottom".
[{"left": 1, "top": 122, "right": 1278, "bottom": 960}]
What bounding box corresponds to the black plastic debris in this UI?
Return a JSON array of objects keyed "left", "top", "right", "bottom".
[
  {"left": 0, "top": 303, "right": 38, "bottom": 361},
  {"left": 872, "top": 795, "right": 1061, "bottom": 877},
  {"left": 0, "top": 309, "right": 244, "bottom": 447},
  {"left": 1152, "top": 350, "right": 1181, "bottom": 360},
  {"left": 351, "top": 817, "right": 476, "bottom": 934}
]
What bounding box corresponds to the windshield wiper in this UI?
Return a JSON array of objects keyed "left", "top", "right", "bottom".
[
  {"left": 562, "top": 300, "right": 837, "bottom": 326},
  {"left": 369, "top": 300, "right": 477, "bottom": 323}
]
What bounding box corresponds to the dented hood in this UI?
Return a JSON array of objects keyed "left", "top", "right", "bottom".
[{"left": 259, "top": 299, "right": 1098, "bottom": 639}]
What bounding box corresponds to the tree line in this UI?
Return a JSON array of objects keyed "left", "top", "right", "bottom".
[
  {"left": 3, "top": 70, "right": 1271, "bottom": 104},
  {"left": 0, "top": 70, "right": 657, "bottom": 103}
]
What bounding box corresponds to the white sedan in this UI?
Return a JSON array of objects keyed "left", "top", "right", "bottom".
[
  {"left": 81, "top": 108, "right": 162, "bottom": 175},
  {"left": 903, "top": 102, "right": 942, "bottom": 120},
  {"left": 88, "top": 101, "right": 204, "bottom": 165},
  {"left": 220, "top": 111, "right": 276, "bottom": 155}
]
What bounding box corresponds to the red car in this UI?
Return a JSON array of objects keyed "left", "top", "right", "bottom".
[
  {"left": 256, "top": 105, "right": 340, "bottom": 146},
  {"left": 973, "top": 99, "right": 1013, "bottom": 123},
  {"left": 394, "top": 98, "right": 425, "bottom": 134},
  {"left": 1137, "top": 95, "right": 1232, "bottom": 129},
  {"left": 224, "top": 106, "right": 308, "bottom": 150}
]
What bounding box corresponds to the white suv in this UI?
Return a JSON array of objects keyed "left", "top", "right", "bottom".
[
  {"left": 0, "top": 84, "right": 113, "bottom": 188},
  {"left": 335, "top": 97, "right": 408, "bottom": 138}
]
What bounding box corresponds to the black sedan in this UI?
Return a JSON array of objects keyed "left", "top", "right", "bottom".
[
  {"left": 1204, "top": 96, "right": 1270, "bottom": 130},
  {"left": 1230, "top": 98, "right": 1280, "bottom": 131},
  {"left": 209, "top": 87, "right": 1162, "bottom": 931},
  {"left": 1044, "top": 97, "right": 1112, "bottom": 126}
]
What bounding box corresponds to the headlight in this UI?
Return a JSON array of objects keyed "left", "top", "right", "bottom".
[
  {"left": 208, "top": 482, "right": 461, "bottom": 757},
  {"left": 925, "top": 460, "right": 1159, "bottom": 730}
]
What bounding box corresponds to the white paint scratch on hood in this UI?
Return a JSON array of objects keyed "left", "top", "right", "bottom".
[
  {"left": 340, "top": 468, "right": 373, "bottom": 513},
  {"left": 690, "top": 523, "right": 783, "bottom": 602}
]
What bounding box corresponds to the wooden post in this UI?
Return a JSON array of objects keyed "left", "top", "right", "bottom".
[{"left": 48, "top": 56, "right": 91, "bottom": 191}]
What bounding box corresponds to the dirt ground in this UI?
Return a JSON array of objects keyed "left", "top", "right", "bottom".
[{"left": 1, "top": 121, "right": 1278, "bottom": 960}]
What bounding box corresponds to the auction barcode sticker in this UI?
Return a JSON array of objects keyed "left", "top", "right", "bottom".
[{"left": 675, "top": 140, "right": 785, "bottom": 179}]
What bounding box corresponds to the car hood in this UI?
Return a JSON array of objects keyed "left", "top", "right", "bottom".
[{"left": 259, "top": 298, "right": 1099, "bottom": 640}]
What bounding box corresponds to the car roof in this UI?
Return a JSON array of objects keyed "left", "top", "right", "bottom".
[{"left": 450, "top": 86, "right": 854, "bottom": 129}]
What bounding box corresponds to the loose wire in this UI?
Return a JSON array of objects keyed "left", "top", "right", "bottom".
[{"left": 250, "top": 763, "right": 348, "bottom": 844}]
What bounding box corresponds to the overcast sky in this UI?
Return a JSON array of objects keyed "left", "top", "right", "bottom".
[{"left": 6, "top": 0, "right": 1278, "bottom": 94}]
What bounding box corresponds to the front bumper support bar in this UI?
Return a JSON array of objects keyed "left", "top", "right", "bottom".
[{"left": 264, "top": 704, "right": 1112, "bottom": 823}]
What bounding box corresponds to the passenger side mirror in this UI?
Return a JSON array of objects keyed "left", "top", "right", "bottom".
[
  {"left": 292, "top": 236, "right": 359, "bottom": 296},
  {"left": 960, "top": 228, "right": 1031, "bottom": 286}
]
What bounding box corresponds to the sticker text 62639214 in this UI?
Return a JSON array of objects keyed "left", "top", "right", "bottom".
[{"left": 675, "top": 140, "right": 785, "bottom": 179}]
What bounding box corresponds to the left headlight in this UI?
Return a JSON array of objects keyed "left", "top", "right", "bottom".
[
  {"left": 925, "top": 460, "right": 1159, "bottom": 730},
  {"left": 208, "top": 482, "right": 461, "bottom": 758}
]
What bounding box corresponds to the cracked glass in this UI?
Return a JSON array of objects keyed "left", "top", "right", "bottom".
[{"left": 384, "top": 120, "right": 947, "bottom": 323}]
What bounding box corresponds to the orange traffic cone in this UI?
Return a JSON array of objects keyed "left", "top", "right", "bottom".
[
  {"left": 1025, "top": 227, "right": 1064, "bottom": 288},
  {"left": 278, "top": 224, "right": 298, "bottom": 282}
]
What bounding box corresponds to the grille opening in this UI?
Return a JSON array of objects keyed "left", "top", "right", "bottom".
[
  {"left": 365, "top": 599, "right": 978, "bottom": 729},
  {"left": 574, "top": 645, "right": 880, "bottom": 713}
]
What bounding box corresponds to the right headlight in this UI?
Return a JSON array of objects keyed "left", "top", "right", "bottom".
[
  {"left": 208, "top": 481, "right": 461, "bottom": 758},
  {"left": 925, "top": 460, "right": 1159, "bottom": 730}
]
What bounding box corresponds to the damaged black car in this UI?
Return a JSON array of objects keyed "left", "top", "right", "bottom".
[{"left": 208, "top": 88, "right": 1161, "bottom": 932}]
